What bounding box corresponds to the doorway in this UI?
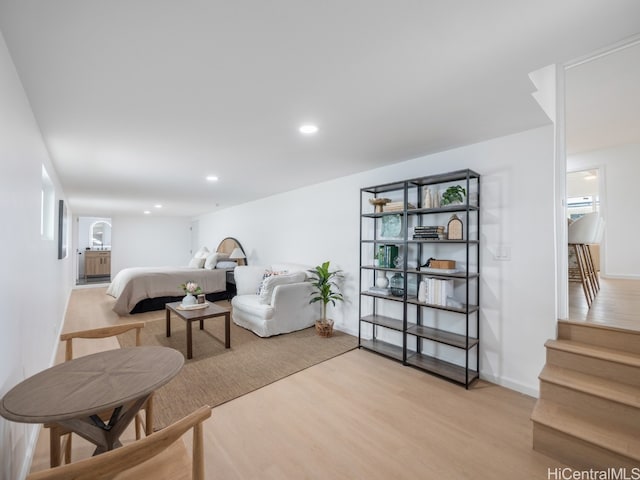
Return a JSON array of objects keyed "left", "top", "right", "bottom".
[
  {"left": 76, "top": 216, "right": 112, "bottom": 285},
  {"left": 564, "top": 38, "right": 640, "bottom": 320}
]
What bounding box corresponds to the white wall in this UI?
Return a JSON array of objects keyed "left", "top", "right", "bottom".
[
  {"left": 110, "top": 215, "right": 192, "bottom": 276},
  {"left": 0, "top": 32, "right": 73, "bottom": 480},
  {"left": 196, "top": 125, "right": 557, "bottom": 396},
  {"left": 568, "top": 143, "right": 640, "bottom": 279}
]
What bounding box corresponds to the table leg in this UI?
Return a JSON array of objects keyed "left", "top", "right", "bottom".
[
  {"left": 166, "top": 308, "right": 171, "bottom": 337},
  {"left": 56, "top": 394, "right": 150, "bottom": 456},
  {"left": 199, "top": 319, "right": 204, "bottom": 330},
  {"left": 187, "top": 319, "right": 193, "bottom": 359},
  {"left": 225, "top": 312, "right": 230, "bottom": 348}
]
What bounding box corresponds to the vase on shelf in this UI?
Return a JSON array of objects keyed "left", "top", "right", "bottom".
[
  {"left": 390, "top": 273, "right": 404, "bottom": 297},
  {"left": 423, "top": 189, "right": 432, "bottom": 208},
  {"left": 375, "top": 271, "right": 389, "bottom": 288},
  {"left": 182, "top": 293, "right": 196, "bottom": 306},
  {"left": 418, "top": 280, "right": 428, "bottom": 303}
]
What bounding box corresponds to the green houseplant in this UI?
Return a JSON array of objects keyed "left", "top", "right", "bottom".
[
  {"left": 440, "top": 185, "right": 466, "bottom": 206},
  {"left": 307, "top": 261, "right": 344, "bottom": 337}
]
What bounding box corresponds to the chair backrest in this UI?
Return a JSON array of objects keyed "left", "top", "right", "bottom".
[
  {"left": 60, "top": 322, "right": 145, "bottom": 361},
  {"left": 27, "top": 405, "right": 212, "bottom": 480},
  {"left": 568, "top": 212, "right": 604, "bottom": 245}
]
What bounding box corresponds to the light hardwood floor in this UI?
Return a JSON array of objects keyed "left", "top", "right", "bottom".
[
  {"left": 569, "top": 276, "right": 640, "bottom": 331},
  {"left": 30, "top": 287, "right": 569, "bottom": 479}
]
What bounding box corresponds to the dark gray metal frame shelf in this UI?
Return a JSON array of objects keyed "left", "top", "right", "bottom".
[{"left": 358, "top": 168, "right": 480, "bottom": 388}]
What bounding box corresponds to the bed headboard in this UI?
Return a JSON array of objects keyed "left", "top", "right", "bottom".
[{"left": 216, "top": 237, "right": 247, "bottom": 265}]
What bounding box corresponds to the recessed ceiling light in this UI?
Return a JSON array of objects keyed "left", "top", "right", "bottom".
[
  {"left": 154, "top": 204, "right": 162, "bottom": 209},
  {"left": 299, "top": 124, "right": 318, "bottom": 135},
  {"left": 206, "top": 175, "right": 219, "bottom": 182},
  {"left": 143, "top": 210, "right": 151, "bottom": 215}
]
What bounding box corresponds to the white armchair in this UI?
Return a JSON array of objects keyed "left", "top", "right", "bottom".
[{"left": 231, "top": 263, "right": 320, "bottom": 337}]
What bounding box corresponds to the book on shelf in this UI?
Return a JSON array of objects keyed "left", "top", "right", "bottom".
[
  {"left": 420, "top": 266, "right": 459, "bottom": 274},
  {"left": 412, "top": 226, "right": 445, "bottom": 240},
  {"left": 414, "top": 225, "right": 444, "bottom": 231},
  {"left": 424, "top": 278, "right": 455, "bottom": 307},
  {"left": 368, "top": 286, "right": 391, "bottom": 295},
  {"left": 384, "top": 201, "right": 415, "bottom": 212}
]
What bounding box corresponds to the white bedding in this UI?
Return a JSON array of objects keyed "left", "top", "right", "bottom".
[{"left": 107, "top": 266, "right": 227, "bottom": 315}]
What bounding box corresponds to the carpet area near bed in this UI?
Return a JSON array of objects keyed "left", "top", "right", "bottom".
[{"left": 117, "top": 313, "right": 357, "bottom": 430}]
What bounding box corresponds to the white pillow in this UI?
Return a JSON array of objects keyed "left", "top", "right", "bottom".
[
  {"left": 216, "top": 260, "right": 237, "bottom": 269},
  {"left": 258, "top": 271, "right": 306, "bottom": 305},
  {"left": 194, "top": 246, "right": 210, "bottom": 259},
  {"left": 256, "top": 270, "right": 284, "bottom": 295},
  {"left": 204, "top": 251, "right": 229, "bottom": 269},
  {"left": 188, "top": 257, "right": 205, "bottom": 268}
]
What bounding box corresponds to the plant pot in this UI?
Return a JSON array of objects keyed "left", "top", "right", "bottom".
[{"left": 315, "top": 319, "right": 334, "bottom": 337}]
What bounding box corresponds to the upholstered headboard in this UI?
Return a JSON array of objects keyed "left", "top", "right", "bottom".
[{"left": 216, "top": 237, "right": 247, "bottom": 265}]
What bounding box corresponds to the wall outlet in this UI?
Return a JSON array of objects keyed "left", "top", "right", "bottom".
[{"left": 494, "top": 245, "right": 511, "bottom": 261}]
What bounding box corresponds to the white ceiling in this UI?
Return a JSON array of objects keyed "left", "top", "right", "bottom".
[{"left": 1, "top": 1, "right": 639, "bottom": 216}]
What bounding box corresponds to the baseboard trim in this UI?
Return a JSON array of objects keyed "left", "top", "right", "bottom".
[
  {"left": 601, "top": 273, "right": 640, "bottom": 280},
  {"left": 480, "top": 372, "right": 539, "bottom": 398}
]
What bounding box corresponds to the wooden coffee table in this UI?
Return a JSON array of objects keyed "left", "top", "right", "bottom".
[{"left": 165, "top": 301, "right": 231, "bottom": 359}]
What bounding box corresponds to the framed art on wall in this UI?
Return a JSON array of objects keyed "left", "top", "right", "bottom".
[{"left": 58, "top": 199, "right": 68, "bottom": 259}]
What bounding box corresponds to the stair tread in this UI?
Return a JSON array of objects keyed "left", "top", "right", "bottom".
[
  {"left": 545, "top": 339, "right": 640, "bottom": 367},
  {"left": 559, "top": 319, "right": 640, "bottom": 335},
  {"left": 540, "top": 364, "right": 640, "bottom": 409},
  {"left": 531, "top": 399, "right": 640, "bottom": 461}
]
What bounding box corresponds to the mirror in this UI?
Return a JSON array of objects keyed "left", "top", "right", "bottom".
[{"left": 90, "top": 221, "right": 112, "bottom": 249}]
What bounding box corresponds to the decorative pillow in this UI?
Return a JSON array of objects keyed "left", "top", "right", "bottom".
[
  {"left": 215, "top": 260, "right": 237, "bottom": 269},
  {"left": 256, "top": 270, "right": 275, "bottom": 295},
  {"left": 204, "top": 251, "right": 230, "bottom": 269},
  {"left": 256, "top": 270, "right": 289, "bottom": 295},
  {"left": 258, "top": 271, "right": 306, "bottom": 305},
  {"left": 188, "top": 257, "right": 205, "bottom": 268},
  {"left": 194, "top": 246, "right": 210, "bottom": 259}
]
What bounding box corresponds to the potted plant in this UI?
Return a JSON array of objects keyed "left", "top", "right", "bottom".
[
  {"left": 307, "top": 261, "right": 344, "bottom": 337},
  {"left": 440, "top": 185, "right": 466, "bottom": 206}
]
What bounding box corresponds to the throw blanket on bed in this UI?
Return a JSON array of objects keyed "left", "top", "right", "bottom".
[{"left": 107, "top": 266, "right": 227, "bottom": 315}]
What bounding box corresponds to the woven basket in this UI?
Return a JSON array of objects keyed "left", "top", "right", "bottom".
[{"left": 315, "top": 319, "right": 334, "bottom": 338}]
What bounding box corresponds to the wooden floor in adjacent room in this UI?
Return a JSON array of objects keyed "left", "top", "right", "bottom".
[
  {"left": 30, "top": 287, "right": 568, "bottom": 479},
  {"left": 569, "top": 276, "right": 640, "bottom": 331}
]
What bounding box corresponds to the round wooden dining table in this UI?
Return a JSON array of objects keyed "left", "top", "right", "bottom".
[{"left": 0, "top": 346, "right": 183, "bottom": 457}]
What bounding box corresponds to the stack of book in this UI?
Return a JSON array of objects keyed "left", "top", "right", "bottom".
[
  {"left": 384, "top": 201, "right": 416, "bottom": 212},
  {"left": 413, "top": 225, "right": 444, "bottom": 239},
  {"left": 424, "top": 278, "right": 454, "bottom": 306},
  {"left": 368, "top": 286, "right": 391, "bottom": 295}
]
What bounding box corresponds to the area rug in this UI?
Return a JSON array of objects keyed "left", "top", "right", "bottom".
[{"left": 118, "top": 317, "right": 357, "bottom": 429}]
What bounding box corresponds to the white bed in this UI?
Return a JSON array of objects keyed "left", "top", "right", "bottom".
[{"left": 106, "top": 237, "right": 246, "bottom": 315}]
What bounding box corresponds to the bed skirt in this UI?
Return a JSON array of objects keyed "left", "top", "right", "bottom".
[{"left": 130, "top": 290, "right": 232, "bottom": 314}]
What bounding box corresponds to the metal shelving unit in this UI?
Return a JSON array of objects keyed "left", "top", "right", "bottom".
[{"left": 358, "top": 169, "right": 480, "bottom": 388}]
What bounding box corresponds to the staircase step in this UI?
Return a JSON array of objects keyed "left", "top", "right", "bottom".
[
  {"left": 539, "top": 365, "right": 640, "bottom": 429},
  {"left": 540, "top": 364, "right": 640, "bottom": 409},
  {"left": 545, "top": 339, "right": 640, "bottom": 386},
  {"left": 531, "top": 399, "right": 640, "bottom": 468},
  {"left": 558, "top": 320, "right": 640, "bottom": 354}
]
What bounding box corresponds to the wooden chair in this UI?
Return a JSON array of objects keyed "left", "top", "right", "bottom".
[
  {"left": 46, "top": 322, "right": 152, "bottom": 467},
  {"left": 568, "top": 213, "right": 604, "bottom": 308},
  {"left": 29, "top": 405, "right": 211, "bottom": 480}
]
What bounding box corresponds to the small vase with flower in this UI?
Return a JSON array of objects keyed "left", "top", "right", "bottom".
[{"left": 180, "top": 281, "right": 203, "bottom": 306}]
